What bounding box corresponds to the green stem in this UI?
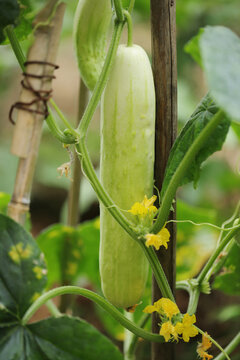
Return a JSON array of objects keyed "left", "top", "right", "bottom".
[
  {"left": 197, "top": 327, "right": 231, "bottom": 360},
  {"left": 197, "top": 226, "right": 240, "bottom": 284},
  {"left": 124, "top": 312, "right": 135, "bottom": 360},
  {"left": 214, "top": 332, "right": 240, "bottom": 360},
  {"left": 128, "top": 0, "right": 136, "bottom": 13},
  {"left": 113, "top": 0, "right": 125, "bottom": 22},
  {"left": 5, "top": 25, "right": 25, "bottom": 71},
  {"left": 175, "top": 280, "right": 191, "bottom": 293},
  {"left": 151, "top": 110, "right": 225, "bottom": 234},
  {"left": 206, "top": 239, "right": 235, "bottom": 281},
  {"left": 49, "top": 99, "right": 79, "bottom": 137},
  {"left": 187, "top": 288, "right": 200, "bottom": 315},
  {"left": 139, "top": 241, "right": 175, "bottom": 301},
  {"left": 123, "top": 10, "right": 133, "bottom": 47},
  {"left": 77, "top": 22, "right": 123, "bottom": 136},
  {"left": 76, "top": 141, "right": 136, "bottom": 238},
  {"left": 127, "top": 314, "right": 150, "bottom": 358},
  {"left": 46, "top": 109, "right": 76, "bottom": 143},
  {"left": 21, "top": 286, "right": 163, "bottom": 342},
  {"left": 45, "top": 300, "right": 61, "bottom": 317}
]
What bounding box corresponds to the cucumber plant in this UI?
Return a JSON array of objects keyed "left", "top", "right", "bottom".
[{"left": 0, "top": 0, "right": 240, "bottom": 360}]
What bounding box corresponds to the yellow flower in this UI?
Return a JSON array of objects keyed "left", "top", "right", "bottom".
[
  {"left": 143, "top": 298, "right": 179, "bottom": 320},
  {"left": 160, "top": 321, "right": 178, "bottom": 342},
  {"left": 128, "top": 195, "right": 157, "bottom": 216},
  {"left": 175, "top": 313, "right": 199, "bottom": 342},
  {"left": 197, "top": 333, "right": 213, "bottom": 360},
  {"left": 156, "top": 298, "right": 180, "bottom": 319},
  {"left": 145, "top": 227, "right": 170, "bottom": 250},
  {"left": 143, "top": 305, "right": 156, "bottom": 314}
]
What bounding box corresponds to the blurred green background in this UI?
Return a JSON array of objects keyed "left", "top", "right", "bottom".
[{"left": 0, "top": 1, "right": 240, "bottom": 359}]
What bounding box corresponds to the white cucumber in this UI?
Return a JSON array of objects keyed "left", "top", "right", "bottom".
[
  {"left": 100, "top": 44, "right": 156, "bottom": 308},
  {"left": 73, "top": 0, "right": 112, "bottom": 91}
]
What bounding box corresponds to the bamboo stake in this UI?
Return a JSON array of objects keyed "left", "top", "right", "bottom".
[
  {"left": 8, "top": 0, "right": 66, "bottom": 225},
  {"left": 150, "top": 0, "right": 177, "bottom": 359}
]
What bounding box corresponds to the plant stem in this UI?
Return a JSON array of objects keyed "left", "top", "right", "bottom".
[
  {"left": 124, "top": 312, "right": 135, "bottom": 360},
  {"left": 67, "top": 79, "right": 88, "bottom": 226},
  {"left": 197, "top": 226, "right": 240, "bottom": 284},
  {"left": 128, "top": 0, "right": 136, "bottom": 13},
  {"left": 152, "top": 110, "right": 225, "bottom": 234},
  {"left": 77, "top": 22, "right": 123, "bottom": 136},
  {"left": 46, "top": 109, "right": 76, "bottom": 143},
  {"left": 187, "top": 288, "right": 200, "bottom": 315},
  {"left": 21, "top": 286, "right": 163, "bottom": 342},
  {"left": 49, "top": 98, "right": 79, "bottom": 137},
  {"left": 113, "top": 0, "right": 125, "bottom": 22},
  {"left": 214, "top": 332, "right": 240, "bottom": 360},
  {"left": 76, "top": 141, "right": 135, "bottom": 238},
  {"left": 127, "top": 314, "right": 150, "bottom": 358},
  {"left": 4, "top": 25, "right": 25, "bottom": 71},
  {"left": 139, "top": 242, "right": 175, "bottom": 301},
  {"left": 123, "top": 10, "right": 133, "bottom": 47},
  {"left": 46, "top": 300, "right": 61, "bottom": 317}
]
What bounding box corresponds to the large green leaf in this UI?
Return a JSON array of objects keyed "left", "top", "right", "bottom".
[
  {"left": 37, "top": 219, "right": 100, "bottom": 288},
  {"left": 0, "top": 214, "right": 47, "bottom": 323},
  {"left": 213, "top": 242, "right": 240, "bottom": 296},
  {"left": 199, "top": 26, "right": 240, "bottom": 121},
  {"left": 0, "top": 0, "right": 20, "bottom": 43},
  {"left": 0, "top": 316, "right": 123, "bottom": 360},
  {"left": 161, "top": 94, "right": 230, "bottom": 196}
]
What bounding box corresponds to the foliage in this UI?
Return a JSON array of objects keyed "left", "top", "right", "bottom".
[{"left": 0, "top": 214, "right": 123, "bottom": 359}]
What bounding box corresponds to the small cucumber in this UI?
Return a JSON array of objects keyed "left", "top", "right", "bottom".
[
  {"left": 73, "top": 0, "right": 112, "bottom": 91},
  {"left": 100, "top": 44, "right": 156, "bottom": 308}
]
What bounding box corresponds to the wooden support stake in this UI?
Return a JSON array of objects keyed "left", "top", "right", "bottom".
[
  {"left": 150, "top": 0, "right": 177, "bottom": 359},
  {"left": 8, "top": 0, "right": 66, "bottom": 225}
]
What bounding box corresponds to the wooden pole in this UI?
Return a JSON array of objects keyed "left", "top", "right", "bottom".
[
  {"left": 150, "top": 0, "right": 177, "bottom": 359},
  {"left": 8, "top": 0, "right": 66, "bottom": 225}
]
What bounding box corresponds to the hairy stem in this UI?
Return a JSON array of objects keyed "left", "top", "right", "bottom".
[
  {"left": 77, "top": 22, "right": 123, "bottom": 136},
  {"left": 214, "top": 332, "right": 240, "bottom": 360},
  {"left": 113, "top": 0, "right": 125, "bottom": 22},
  {"left": 21, "top": 286, "right": 163, "bottom": 342},
  {"left": 124, "top": 10, "right": 133, "bottom": 47},
  {"left": 197, "top": 226, "right": 240, "bottom": 284}
]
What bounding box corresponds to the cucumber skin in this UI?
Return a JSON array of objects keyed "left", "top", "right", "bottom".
[
  {"left": 73, "top": 0, "right": 112, "bottom": 91},
  {"left": 100, "top": 45, "right": 156, "bottom": 308}
]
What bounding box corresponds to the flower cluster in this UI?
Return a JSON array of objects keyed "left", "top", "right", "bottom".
[
  {"left": 143, "top": 298, "right": 198, "bottom": 342},
  {"left": 197, "top": 333, "right": 213, "bottom": 360}
]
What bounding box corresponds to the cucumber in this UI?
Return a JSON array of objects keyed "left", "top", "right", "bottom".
[
  {"left": 73, "top": 0, "right": 112, "bottom": 91},
  {"left": 100, "top": 44, "right": 156, "bottom": 308}
]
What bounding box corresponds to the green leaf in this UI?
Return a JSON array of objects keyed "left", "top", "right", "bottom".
[
  {"left": 213, "top": 242, "right": 240, "bottom": 295},
  {"left": 161, "top": 94, "right": 230, "bottom": 196},
  {"left": 199, "top": 26, "right": 240, "bottom": 121},
  {"left": 0, "top": 316, "right": 123, "bottom": 360},
  {"left": 184, "top": 28, "right": 204, "bottom": 67},
  {"left": 0, "top": 214, "right": 47, "bottom": 322},
  {"left": 37, "top": 219, "right": 100, "bottom": 288},
  {"left": 0, "top": 0, "right": 20, "bottom": 43}
]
